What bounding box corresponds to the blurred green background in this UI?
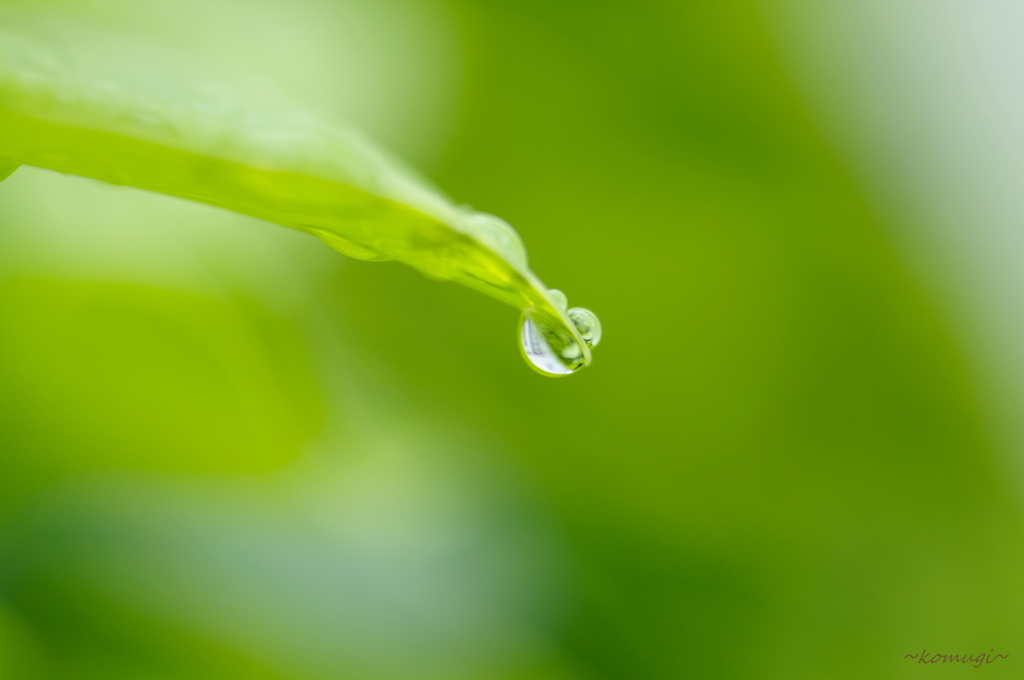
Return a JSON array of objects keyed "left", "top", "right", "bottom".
[{"left": 2, "top": 0, "right": 1023, "bottom": 678}]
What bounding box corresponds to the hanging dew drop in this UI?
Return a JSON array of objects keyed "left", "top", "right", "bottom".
[
  {"left": 518, "top": 300, "right": 601, "bottom": 377},
  {"left": 519, "top": 312, "right": 579, "bottom": 376}
]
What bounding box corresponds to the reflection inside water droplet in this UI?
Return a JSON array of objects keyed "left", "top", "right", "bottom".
[
  {"left": 518, "top": 303, "right": 601, "bottom": 377},
  {"left": 519, "top": 312, "right": 579, "bottom": 376}
]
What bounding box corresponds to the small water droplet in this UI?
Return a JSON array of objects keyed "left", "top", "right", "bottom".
[
  {"left": 519, "top": 307, "right": 598, "bottom": 377},
  {"left": 568, "top": 307, "right": 601, "bottom": 347},
  {"left": 548, "top": 289, "right": 568, "bottom": 311},
  {"left": 459, "top": 212, "right": 528, "bottom": 267}
]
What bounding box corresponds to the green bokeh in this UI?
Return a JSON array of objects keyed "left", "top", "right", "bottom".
[{"left": 1, "top": 0, "right": 1021, "bottom": 678}]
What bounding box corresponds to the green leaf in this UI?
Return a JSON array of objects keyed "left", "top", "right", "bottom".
[
  {"left": 0, "top": 28, "right": 595, "bottom": 373},
  {"left": 0, "top": 159, "right": 18, "bottom": 183}
]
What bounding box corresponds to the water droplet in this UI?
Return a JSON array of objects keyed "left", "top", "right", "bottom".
[
  {"left": 568, "top": 307, "right": 602, "bottom": 347},
  {"left": 459, "top": 212, "right": 528, "bottom": 267},
  {"left": 519, "top": 308, "right": 593, "bottom": 376},
  {"left": 548, "top": 289, "right": 568, "bottom": 311}
]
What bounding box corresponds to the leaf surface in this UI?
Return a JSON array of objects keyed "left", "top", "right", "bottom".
[{"left": 0, "top": 28, "right": 592, "bottom": 370}]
